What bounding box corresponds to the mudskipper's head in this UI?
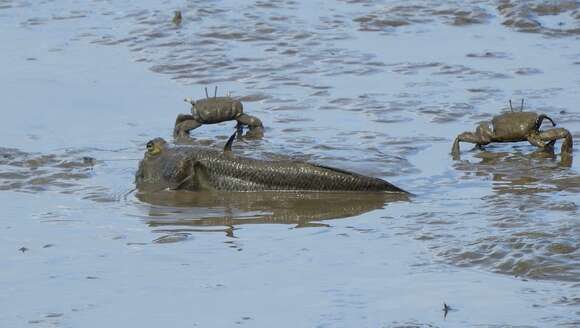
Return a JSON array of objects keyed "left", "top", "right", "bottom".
[
  {"left": 135, "top": 138, "right": 170, "bottom": 192},
  {"left": 145, "top": 138, "right": 167, "bottom": 157}
]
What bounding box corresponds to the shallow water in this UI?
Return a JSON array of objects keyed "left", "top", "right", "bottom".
[{"left": 1, "top": 0, "right": 580, "bottom": 327}]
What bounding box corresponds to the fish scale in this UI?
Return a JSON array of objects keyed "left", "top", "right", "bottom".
[{"left": 190, "top": 148, "right": 405, "bottom": 192}]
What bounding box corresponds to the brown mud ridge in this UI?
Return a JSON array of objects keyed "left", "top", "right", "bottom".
[
  {"left": 348, "top": 0, "right": 580, "bottom": 36},
  {"left": 352, "top": 2, "right": 490, "bottom": 31},
  {"left": 0, "top": 147, "right": 96, "bottom": 193},
  {"left": 498, "top": 0, "right": 580, "bottom": 36}
]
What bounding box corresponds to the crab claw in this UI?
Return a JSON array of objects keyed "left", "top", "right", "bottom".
[{"left": 184, "top": 97, "right": 194, "bottom": 105}]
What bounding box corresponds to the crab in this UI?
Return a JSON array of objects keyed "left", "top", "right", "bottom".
[
  {"left": 451, "top": 101, "right": 573, "bottom": 159},
  {"left": 173, "top": 87, "right": 264, "bottom": 139}
]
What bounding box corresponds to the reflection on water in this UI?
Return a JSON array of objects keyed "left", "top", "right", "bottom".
[
  {"left": 136, "top": 191, "right": 408, "bottom": 237},
  {"left": 439, "top": 149, "right": 580, "bottom": 281},
  {"left": 455, "top": 149, "right": 578, "bottom": 194}
]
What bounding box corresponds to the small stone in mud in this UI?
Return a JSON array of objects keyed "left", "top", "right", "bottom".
[
  {"left": 18, "top": 247, "right": 28, "bottom": 253},
  {"left": 82, "top": 156, "right": 96, "bottom": 165},
  {"left": 152, "top": 233, "right": 191, "bottom": 244},
  {"left": 443, "top": 302, "right": 454, "bottom": 319},
  {"left": 172, "top": 10, "right": 182, "bottom": 25},
  {"left": 466, "top": 51, "right": 509, "bottom": 59},
  {"left": 514, "top": 67, "right": 543, "bottom": 75},
  {"left": 45, "top": 313, "right": 63, "bottom": 318},
  {"left": 126, "top": 242, "right": 148, "bottom": 246}
]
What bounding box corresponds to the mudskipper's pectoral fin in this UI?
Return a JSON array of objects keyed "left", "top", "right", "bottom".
[
  {"left": 192, "top": 161, "right": 214, "bottom": 191},
  {"left": 169, "top": 174, "right": 193, "bottom": 190},
  {"left": 223, "top": 132, "right": 236, "bottom": 159},
  {"left": 167, "top": 159, "right": 193, "bottom": 190},
  {"left": 168, "top": 161, "right": 213, "bottom": 191}
]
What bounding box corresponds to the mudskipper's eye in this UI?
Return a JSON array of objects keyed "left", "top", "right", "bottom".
[{"left": 146, "top": 141, "right": 154, "bottom": 151}]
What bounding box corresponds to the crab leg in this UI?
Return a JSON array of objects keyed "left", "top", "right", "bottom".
[
  {"left": 236, "top": 113, "right": 264, "bottom": 138},
  {"left": 527, "top": 133, "right": 549, "bottom": 148},
  {"left": 539, "top": 128, "right": 573, "bottom": 154},
  {"left": 173, "top": 114, "right": 202, "bottom": 138},
  {"left": 451, "top": 131, "right": 491, "bottom": 159}
]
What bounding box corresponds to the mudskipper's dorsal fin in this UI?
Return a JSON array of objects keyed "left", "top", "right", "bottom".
[
  {"left": 224, "top": 132, "right": 236, "bottom": 158},
  {"left": 168, "top": 161, "right": 193, "bottom": 190}
]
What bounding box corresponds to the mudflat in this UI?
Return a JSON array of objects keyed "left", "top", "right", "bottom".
[{"left": 1, "top": 1, "right": 580, "bottom": 327}]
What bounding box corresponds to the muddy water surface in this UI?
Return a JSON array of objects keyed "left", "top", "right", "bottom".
[{"left": 2, "top": 0, "right": 580, "bottom": 327}]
